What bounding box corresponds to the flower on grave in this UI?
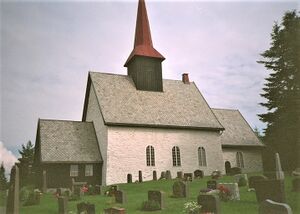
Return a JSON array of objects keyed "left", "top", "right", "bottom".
[
  {"left": 182, "top": 201, "right": 202, "bottom": 214},
  {"left": 81, "top": 185, "right": 88, "bottom": 193},
  {"left": 217, "top": 185, "right": 232, "bottom": 202}
]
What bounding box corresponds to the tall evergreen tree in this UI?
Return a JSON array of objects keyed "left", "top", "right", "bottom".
[
  {"left": 18, "top": 140, "right": 35, "bottom": 187},
  {"left": 0, "top": 162, "right": 8, "bottom": 190},
  {"left": 258, "top": 11, "right": 300, "bottom": 171}
]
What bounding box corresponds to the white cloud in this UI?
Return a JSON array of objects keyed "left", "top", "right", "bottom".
[{"left": 0, "top": 141, "right": 18, "bottom": 174}]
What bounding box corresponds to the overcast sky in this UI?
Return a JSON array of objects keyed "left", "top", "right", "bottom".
[{"left": 0, "top": 0, "right": 299, "bottom": 169}]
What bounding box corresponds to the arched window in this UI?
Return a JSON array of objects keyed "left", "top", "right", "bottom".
[
  {"left": 236, "top": 152, "right": 244, "bottom": 168},
  {"left": 146, "top": 146, "right": 155, "bottom": 166},
  {"left": 172, "top": 146, "right": 181, "bottom": 166},
  {"left": 198, "top": 147, "right": 207, "bottom": 166}
]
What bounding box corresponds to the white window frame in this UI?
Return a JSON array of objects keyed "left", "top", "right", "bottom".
[
  {"left": 172, "top": 146, "right": 181, "bottom": 167},
  {"left": 146, "top": 145, "right": 155, "bottom": 166},
  {"left": 70, "top": 165, "right": 78, "bottom": 177},
  {"left": 85, "top": 164, "right": 93, "bottom": 176},
  {"left": 236, "top": 152, "right": 244, "bottom": 168}
]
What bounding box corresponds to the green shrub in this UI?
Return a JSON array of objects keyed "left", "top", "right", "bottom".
[
  {"left": 238, "top": 177, "right": 247, "bottom": 187},
  {"left": 141, "top": 200, "right": 160, "bottom": 211},
  {"left": 20, "top": 185, "right": 34, "bottom": 204}
]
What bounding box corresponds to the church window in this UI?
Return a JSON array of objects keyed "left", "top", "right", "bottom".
[
  {"left": 198, "top": 147, "right": 207, "bottom": 166},
  {"left": 146, "top": 146, "right": 155, "bottom": 166},
  {"left": 70, "top": 165, "right": 78, "bottom": 177},
  {"left": 85, "top": 164, "right": 93, "bottom": 176},
  {"left": 172, "top": 146, "right": 181, "bottom": 166},
  {"left": 236, "top": 152, "right": 244, "bottom": 168}
]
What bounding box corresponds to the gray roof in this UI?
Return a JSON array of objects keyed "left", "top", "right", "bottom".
[
  {"left": 38, "top": 119, "right": 102, "bottom": 163},
  {"left": 89, "top": 72, "right": 223, "bottom": 130},
  {"left": 212, "top": 109, "right": 263, "bottom": 147}
]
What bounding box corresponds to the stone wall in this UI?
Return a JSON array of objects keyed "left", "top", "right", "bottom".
[
  {"left": 85, "top": 83, "right": 107, "bottom": 185},
  {"left": 222, "top": 147, "right": 263, "bottom": 173},
  {"left": 106, "top": 126, "right": 224, "bottom": 185}
]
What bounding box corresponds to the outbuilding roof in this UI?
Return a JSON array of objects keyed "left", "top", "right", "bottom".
[
  {"left": 85, "top": 72, "right": 224, "bottom": 130},
  {"left": 38, "top": 119, "right": 102, "bottom": 163},
  {"left": 212, "top": 108, "right": 263, "bottom": 147}
]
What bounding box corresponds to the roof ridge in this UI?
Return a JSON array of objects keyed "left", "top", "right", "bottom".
[
  {"left": 211, "top": 108, "right": 239, "bottom": 111},
  {"left": 39, "top": 119, "right": 93, "bottom": 123}
]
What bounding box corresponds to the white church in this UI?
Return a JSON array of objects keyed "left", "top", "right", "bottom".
[{"left": 33, "top": 0, "right": 263, "bottom": 188}]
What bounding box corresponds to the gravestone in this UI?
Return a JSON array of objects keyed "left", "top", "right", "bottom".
[
  {"left": 230, "top": 167, "right": 242, "bottom": 176},
  {"left": 153, "top": 171, "right": 157, "bottom": 181},
  {"left": 177, "top": 171, "right": 183, "bottom": 179},
  {"left": 127, "top": 174, "right": 132, "bottom": 183},
  {"left": 6, "top": 164, "right": 19, "bottom": 214},
  {"left": 197, "top": 194, "right": 221, "bottom": 214},
  {"left": 166, "top": 170, "right": 172, "bottom": 180},
  {"left": 275, "top": 153, "right": 285, "bottom": 180},
  {"left": 218, "top": 183, "right": 240, "bottom": 200},
  {"left": 292, "top": 168, "right": 300, "bottom": 177},
  {"left": 42, "top": 170, "right": 47, "bottom": 193},
  {"left": 292, "top": 177, "right": 300, "bottom": 192},
  {"left": 207, "top": 180, "right": 217, "bottom": 190},
  {"left": 234, "top": 174, "right": 248, "bottom": 186},
  {"left": 254, "top": 179, "right": 286, "bottom": 203},
  {"left": 139, "top": 170, "right": 143, "bottom": 182},
  {"left": 148, "top": 191, "right": 165, "bottom": 210},
  {"left": 95, "top": 185, "right": 102, "bottom": 195},
  {"left": 194, "top": 170, "right": 204, "bottom": 178},
  {"left": 259, "top": 199, "right": 292, "bottom": 214},
  {"left": 104, "top": 207, "right": 126, "bottom": 214},
  {"left": 183, "top": 173, "right": 193, "bottom": 181},
  {"left": 173, "top": 181, "right": 188, "bottom": 198},
  {"left": 108, "top": 185, "right": 119, "bottom": 196},
  {"left": 58, "top": 196, "right": 68, "bottom": 214},
  {"left": 160, "top": 171, "right": 166, "bottom": 179},
  {"left": 74, "top": 186, "right": 82, "bottom": 198},
  {"left": 77, "top": 202, "right": 95, "bottom": 214},
  {"left": 249, "top": 175, "right": 268, "bottom": 188},
  {"left": 115, "top": 190, "right": 127, "bottom": 204}
]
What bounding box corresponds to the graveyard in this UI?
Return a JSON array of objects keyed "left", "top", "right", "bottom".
[{"left": 11, "top": 172, "right": 299, "bottom": 214}]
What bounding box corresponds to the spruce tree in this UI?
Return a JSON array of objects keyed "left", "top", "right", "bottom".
[
  {"left": 0, "top": 162, "right": 8, "bottom": 191},
  {"left": 258, "top": 11, "right": 300, "bottom": 171}
]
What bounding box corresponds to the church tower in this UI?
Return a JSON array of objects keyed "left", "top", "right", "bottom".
[{"left": 124, "top": 0, "right": 165, "bottom": 92}]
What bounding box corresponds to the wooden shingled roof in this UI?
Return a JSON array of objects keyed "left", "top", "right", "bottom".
[{"left": 37, "top": 119, "right": 102, "bottom": 163}]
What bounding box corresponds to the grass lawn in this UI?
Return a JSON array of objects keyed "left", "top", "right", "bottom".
[{"left": 20, "top": 174, "right": 299, "bottom": 214}]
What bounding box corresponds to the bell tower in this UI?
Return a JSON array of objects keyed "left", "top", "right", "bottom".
[{"left": 124, "top": 0, "right": 165, "bottom": 92}]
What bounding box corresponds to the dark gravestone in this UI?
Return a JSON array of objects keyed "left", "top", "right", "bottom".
[
  {"left": 153, "top": 171, "right": 157, "bottom": 181},
  {"left": 292, "top": 177, "right": 300, "bottom": 192},
  {"left": 95, "top": 185, "right": 102, "bottom": 195},
  {"left": 115, "top": 190, "right": 127, "bottom": 204},
  {"left": 148, "top": 191, "right": 165, "bottom": 210},
  {"left": 166, "top": 170, "right": 172, "bottom": 180},
  {"left": 230, "top": 167, "right": 242, "bottom": 175},
  {"left": 77, "top": 202, "right": 95, "bottom": 214},
  {"left": 172, "top": 181, "right": 188, "bottom": 198},
  {"left": 254, "top": 179, "right": 286, "bottom": 203},
  {"left": 160, "top": 171, "right": 166, "bottom": 179},
  {"left": 249, "top": 175, "right": 268, "bottom": 188},
  {"left": 194, "top": 170, "right": 204, "bottom": 178},
  {"left": 127, "top": 174, "right": 132, "bottom": 183},
  {"left": 207, "top": 180, "right": 217, "bottom": 190},
  {"left": 259, "top": 199, "right": 293, "bottom": 214},
  {"left": 139, "top": 170, "right": 143, "bottom": 182},
  {"left": 177, "top": 171, "right": 183, "bottom": 179},
  {"left": 197, "top": 194, "right": 221, "bottom": 214},
  {"left": 183, "top": 173, "right": 193, "bottom": 181},
  {"left": 58, "top": 196, "right": 68, "bottom": 214},
  {"left": 104, "top": 207, "right": 126, "bottom": 214},
  {"left": 6, "top": 165, "right": 19, "bottom": 214},
  {"left": 74, "top": 186, "right": 82, "bottom": 198},
  {"left": 56, "top": 188, "right": 62, "bottom": 196}
]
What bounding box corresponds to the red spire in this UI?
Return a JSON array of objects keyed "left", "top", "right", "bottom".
[{"left": 124, "top": 0, "right": 165, "bottom": 67}]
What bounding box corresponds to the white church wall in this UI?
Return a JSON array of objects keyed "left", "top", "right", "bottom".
[
  {"left": 85, "top": 83, "right": 108, "bottom": 185},
  {"left": 105, "top": 126, "right": 224, "bottom": 185},
  {"left": 222, "top": 148, "right": 263, "bottom": 173}
]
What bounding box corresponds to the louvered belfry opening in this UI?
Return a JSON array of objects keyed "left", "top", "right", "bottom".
[{"left": 124, "top": 0, "right": 165, "bottom": 92}]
